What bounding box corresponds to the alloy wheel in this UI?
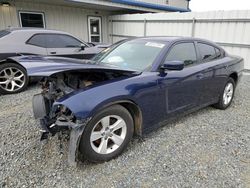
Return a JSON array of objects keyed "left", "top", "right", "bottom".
[
  {"left": 0, "top": 67, "right": 26, "bottom": 92},
  {"left": 223, "top": 82, "right": 234, "bottom": 105},
  {"left": 90, "top": 115, "right": 127, "bottom": 154}
]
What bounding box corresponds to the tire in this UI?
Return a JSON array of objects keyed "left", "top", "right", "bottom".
[
  {"left": 213, "top": 77, "right": 235, "bottom": 110},
  {"left": 0, "top": 63, "right": 28, "bottom": 94},
  {"left": 79, "top": 105, "right": 134, "bottom": 162}
]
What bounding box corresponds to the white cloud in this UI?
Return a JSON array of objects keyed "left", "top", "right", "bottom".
[{"left": 190, "top": 0, "right": 250, "bottom": 12}]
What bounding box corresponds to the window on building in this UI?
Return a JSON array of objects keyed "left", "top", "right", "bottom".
[
  {"left": 19, "top": 11, "right": 45, "bottom": 28},
  {"left": 166, "top": 42, "right": 197, "bottom": 67}
]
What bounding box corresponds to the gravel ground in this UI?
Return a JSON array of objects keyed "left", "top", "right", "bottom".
[{"left": 0, "top": 76, "right": 250, "bottom": 188}]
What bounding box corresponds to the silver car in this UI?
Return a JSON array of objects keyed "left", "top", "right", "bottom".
[{"left": 0, "top": 28, "right": 108, "bottom": 94}]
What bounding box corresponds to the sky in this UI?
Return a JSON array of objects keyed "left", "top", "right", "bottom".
[{"left": 190, "top": 0, "right": 250, "bottom": 12}]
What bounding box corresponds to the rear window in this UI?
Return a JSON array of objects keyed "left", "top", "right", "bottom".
[
  {"left": 27, "top": 34, "right": 46, "bottom": 48},
  {"left": 198, "top": 43, "right": 221, "bottom": 61},
  {"left": 0, "top": 30, "right": 11, "bottom": 38}
]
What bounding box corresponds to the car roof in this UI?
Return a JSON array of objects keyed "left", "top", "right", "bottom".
[
  {"left": 128, "top": 36, "right": 221, "bottom": 49},
  {"left": 133, "top": 36, "right": 212, "bottom": 42},
  {"left": 5, "top": 27, "right": 68, "bottom": 34}
]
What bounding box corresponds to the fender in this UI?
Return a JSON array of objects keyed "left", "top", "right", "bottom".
[{"left": 53, "top": 82, "right": 140, "bottom": 120}]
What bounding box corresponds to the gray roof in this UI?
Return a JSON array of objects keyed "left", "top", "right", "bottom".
[{"left": 5, "top": 27, "right": 67, "bottom": 34}]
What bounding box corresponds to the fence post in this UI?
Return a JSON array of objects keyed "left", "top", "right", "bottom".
[
  {"left": 110, "top": 19, "right": 113, "bottom": 43},
  {"left": 191, "top": 17, "right": 196, "bottom": 37},
  {"left": 144, "top": 18, "right": 147, "bottom": 36}
]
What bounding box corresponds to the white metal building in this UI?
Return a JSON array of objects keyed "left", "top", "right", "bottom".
[{"left": 0, "top": 0, "right": 190, "bottom": 43}]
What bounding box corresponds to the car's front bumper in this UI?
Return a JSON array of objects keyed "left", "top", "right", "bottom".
[{"left": 33, "top": 93, "right": 91, "bottom": 166}]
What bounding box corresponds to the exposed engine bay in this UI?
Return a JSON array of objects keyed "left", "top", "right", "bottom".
[
  {"left": 33, "top": 69, "right": 136, "bottom": 134},
  {"left": 40, "top": 69, "right": 133, "bottom": 101},
  {"left": 33, "top": 69, "right": 134, "bottom": 123}
]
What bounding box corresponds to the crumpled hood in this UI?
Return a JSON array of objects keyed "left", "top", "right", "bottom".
[{"left": 8, "top": 55, "right": 137, "bottom": 77}]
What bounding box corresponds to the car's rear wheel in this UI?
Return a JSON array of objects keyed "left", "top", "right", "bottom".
[
  {"left": 0, "top": 63, "right": 28, "bottom": 94},
  {"left": 79, "top": 105, "right": 134, "bottom": 162},
  {"left": 213, "top": 77, "right": 235, "bottom": 110}
]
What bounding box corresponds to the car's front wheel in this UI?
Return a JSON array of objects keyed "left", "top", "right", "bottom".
[
  {"left": 79, "top": 105, "right": 134, "bottom": 162},
  {"left": 0, "top": 63, "right": 28, "bottom": 94}
]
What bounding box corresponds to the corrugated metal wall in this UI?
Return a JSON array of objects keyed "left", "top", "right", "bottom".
[
  {"left": 0, "top": 1, "right": 111, "bottom": 43},
  {"left": 109, "top": 10, "right": 250, "bottom": 70}
]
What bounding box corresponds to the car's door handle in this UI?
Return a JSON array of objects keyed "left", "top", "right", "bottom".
[
  {"left": 50, "top": 52, "right": 57, "bottom": 55},
  {"left": 196, "top": 73, "right": 204, "bottom": 79}
]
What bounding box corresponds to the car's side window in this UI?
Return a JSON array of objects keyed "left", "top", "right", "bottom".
[
  {"left": 45, "top": 34, "right": 82, "bottom": 48},
  {"left": 215, "top": 47, "right": 222, "bottom": 58},
  {"left": 27, "top": 34, "right": 46, "bottom": 48},
  {"left": 198, "top": 42, "right": 221, "bottom": 62},
  {"left": 165, "top": 42, "right": 197, "bottom": 67}
]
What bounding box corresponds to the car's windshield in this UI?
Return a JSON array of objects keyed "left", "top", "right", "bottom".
[{"left": 96, "top": 40, "right": 167, "bottom": 71}]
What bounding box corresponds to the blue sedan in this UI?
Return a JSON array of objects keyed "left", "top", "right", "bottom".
[{"left": 30, "top": 37, "right": 244, "bottom": 165}]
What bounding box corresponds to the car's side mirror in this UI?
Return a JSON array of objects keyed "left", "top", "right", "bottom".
[
  {"left": 80, "top": 44, "right": 86, "bottom": 51},
  {"left": 160, "top": 60, "right": 184, "bottom": 71}
]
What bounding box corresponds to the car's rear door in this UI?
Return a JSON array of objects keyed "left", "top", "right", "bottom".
[
  {"left": 44, "top": 34, "right": 89, "bottom": 59},
  {"left": 159, "top": 41, "right": 205, "bottom": 115},
  {"left": 195, "top": 42, "right": 226, "bottom": 105}
]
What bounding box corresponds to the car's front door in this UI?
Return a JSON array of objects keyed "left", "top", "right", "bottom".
[
  {"left": 158, "top": 42, "right": 205, "bottom": 115},
  {"left": 44, "top": 34, "right": 90, "bottom": 59}
]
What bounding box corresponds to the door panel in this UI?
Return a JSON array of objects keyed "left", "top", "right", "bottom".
[
  {"left": 198, "top": 59, "right": 229, "bottom": 104},
  {"left": 159, "top": 67, "right": 204, "bottom": 114},
  {"left": 46, "top": 47, "right": 84, "bottom": 59},
  {"left": 45, "top": 34, "right": 87, "bottom": 59},
  {"left": 22, "top": 45, "right": 47, "bottom": 56},
  {"left": 196, "top": 42, "right": 228, "bottom": 104},
  {"left": 159, "top": 42, "right": 204, "bottom": 115},
  {"left": 198, "top": 63, "right": 217, "bottom": 105}
]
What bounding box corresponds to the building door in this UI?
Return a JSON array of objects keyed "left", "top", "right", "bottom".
[{"left": 88, "top": 16, "right": 102, "bottom": 43}]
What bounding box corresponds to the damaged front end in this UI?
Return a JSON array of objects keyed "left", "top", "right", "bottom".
[
  {"left": 32, "top": 69, "right": 134, "bottom": 166},
  {"left": 33, "top": 77, "right": 91, "bottom": 166}
]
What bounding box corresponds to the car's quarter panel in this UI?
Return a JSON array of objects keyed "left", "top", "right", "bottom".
[
  {"left": 0, "top": 30, "right": 47, "bottom": 61},
  {"left": 213, "top": 56, "right": 244, "bottom": 88},
  {"left": 196, "top": 55, "right": 244, "bottom": 106},
  {"left": 53, "top": 72, "right": 166, "bottom": 133}
]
